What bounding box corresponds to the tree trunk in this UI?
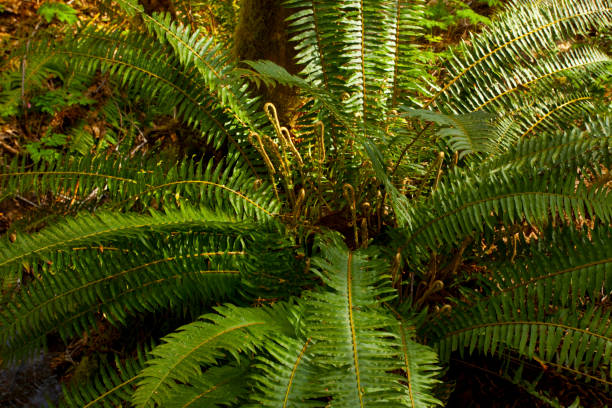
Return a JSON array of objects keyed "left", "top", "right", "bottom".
[{"left": 233, "top": 0, "right": 300, "bottom": 126}]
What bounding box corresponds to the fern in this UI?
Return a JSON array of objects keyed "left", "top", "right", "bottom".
[
  {"left": 1, "top": 0, "right": 611, "bottom": 406},
  {"left": 304, "top": 234, "right": 410, "bottom": 407},
  {"left": 403, "top": 167, "right": 612, "bottom": 255},
  {"left": 59, "top": 347, "right": 149, "bottom": 408},
  {"left": 249, "top": 336, "right": 321, "bottom": 407},
  {"left": 0, "top": 153, "right": 279, "bottom": 216},
  {"left": 1, "top": 233, "right": 245, "bottom": 360},
  {"left": 433, "top": 0, "right": 612, "bottom": 112},
  {"left": 132, "top": 303, "right": 293, "bottom": 407}
]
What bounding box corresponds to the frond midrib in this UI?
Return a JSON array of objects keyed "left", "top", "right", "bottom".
[
  {"left": 519, "top": 96, "right": 592, "bottom": 138},
  {"left": 443, "top": 320, "right": 611, "bottom": 342},
  {"left": 282, "top": 337, "right": 311, "bottom": 408},
  {"left": 488, "top": 256, "right": 612, "bottom": 299},
  {"left": 398, "top": 321, "right": 417, "bottom": 408},
  {"left": 346, "top": 252, "right": 365, "bottom": 408},
  {"left": 474, "top": 54, "right": 609, "bottom": 112},
  {"left": 82, "top": 374, "right": 140, "bottom": 408},
  {"left": 123, "top": 180, "right": 276, "bottom": 216}
]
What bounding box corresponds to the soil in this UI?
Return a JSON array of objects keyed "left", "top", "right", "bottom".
[{"left": 0, "top": 353, "right": 61, "bottom": 408}]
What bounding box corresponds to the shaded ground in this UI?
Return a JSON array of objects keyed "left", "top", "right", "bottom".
[{"left": 0, "top": 354, "right": 61, "bottom": 407}]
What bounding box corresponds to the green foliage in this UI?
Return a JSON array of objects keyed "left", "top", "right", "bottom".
[
  {"left": 422, "top": 0, "right": 493, "bottom": 31},
  {"left": 38, "top": 2, "right": 78, "bottom": 24},
  {"left": 59, "top": 347, "right": 150, "bottom": 407},
  {"left": 1, "top": 0, "right": 611, "bottom": 406}
]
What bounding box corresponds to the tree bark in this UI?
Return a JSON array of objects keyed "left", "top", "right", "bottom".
[{"left": 233, "top": 0, "right": 300, "bottom": 126}]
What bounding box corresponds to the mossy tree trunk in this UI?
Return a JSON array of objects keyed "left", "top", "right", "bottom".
[{"left": 233, "top": 0, "right": 301, "bottom": 126}]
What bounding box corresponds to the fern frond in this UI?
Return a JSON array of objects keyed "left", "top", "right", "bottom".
[
  {"left": 0, "top": 206, "right": 257, "bottom": 281},
  {"left": 304, "top": 234, "right": 404, "bottom": 407},
  {"left": 112, "top": 0, "right": 267, "bottom": 134},
  {"left": 59, "top": 347, "right": 149, "bottom": 408},
  {"left": 401, "top": 109, "right": 496, "bottom": 158},
  {"left": 403, "top": 167, "right": 612, "bottom": 253},
  {"left": 450, "top": 47, "right": 610, "bottom": 114},
  {"left": 161, "top": 364, "right": 248, "bottom": 408},
  {"left": 434, "top": 0, "right": 612, "bottom": 110},
  {"left": 394, "top": 320, "right": 442, "bottom": 408},
  {"left": 487, "top": 93, "right": 598, "bottom": 155},
  {"left": 426, "top": 226, "right": 612, "bottom": 385},
  {"left": 1, "top": 233, "right": 245, "bottom": 360},
  {"left": 132, "top": 303, "right": 293, "bottom": 408},
  {"left": 479, "top": 118, "right": 611, "bottom": 176},
  {"left": 431, "top": 304, "right": 611, "bottom": 385},
  {"left": 476, "top": 227, "right": 612, "bottom": 309},
  {"left": 387, "top": 0, "right": 431, "bottom": 108},
  {"left": 32, "top": 25, "right": 265, "bottom": 176},
  {"left": 1, "top": 153, "right": 279, "bottom": 217},
  {"left": 249, "top": 336, "right": 322, "bottom": 407},
  {"left": 285, "top": 0, "right": 347, "bottom": 94}
]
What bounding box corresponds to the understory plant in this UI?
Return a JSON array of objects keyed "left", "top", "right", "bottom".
[{"left": 0, "top": 0, "right": 611, "bottom": 406}]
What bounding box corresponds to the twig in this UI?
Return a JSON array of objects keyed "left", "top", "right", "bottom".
[
  {"left": 16, "top": 195, "right": 39, "bottom": 208},
  {"left": 0, "top": 140, "right": 19, "bottom": 155}
]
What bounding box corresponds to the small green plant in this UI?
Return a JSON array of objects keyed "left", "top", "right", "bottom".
[
  {"left": 24, "top": 133, "right": 67, "bottom": 163},
  {"left": 37, "top": 2, "right": 78, "bottom": 25}
]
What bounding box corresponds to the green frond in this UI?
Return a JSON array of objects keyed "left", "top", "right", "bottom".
[
  {"left": 1, "top": 233, "right": 245, "bottom": 361},
  {"left": 478, "top": 118, "right": 611, "bottom": 176},
  {"left": 59, "top": 347, "right": 149, "bottom": 408},
  {"left": 387, "top": 0, "right": 432, "bottom": 107},
  {"left": 449, "top": 46, "right": 610, "bottom": 114},
  {"left": 394, "top": 320, "right": 442, "bottom": 408},
  {"left": 304, "top": 234, "right": 404, "bottom": 407},
  {"left": 285, "top": 0, "right": 348, "bottom": 94},
  {"left": 285, "top": 0, "right": 432, "bottom": 131},
  {"left": 0, "top": 205, "right": 257, "bottom": 282},
  {"left": 434, "top": 0, "right": 612, "bottom": 110},
  {"left": 401, "top": 108, "right": 496, "bottom": 158},
  {"left": 23, "top": 25, "right": 265, "bottom": 177},
  {"left": 132, "top": 303, "right": 293, "bottom": 408},
  {"left": 485, "top": 94, "right": 600, "bottom": 158},
  {"left": 160, "top": 364, "right": 248, "bottom": 408},
  {"left": 0, "top": 153, "right": 279, "bottom": 217},
  {"left": 425, "top": 227, "right": 612, "bottom": 386},
  {"left": 112, "top": 0, "right": 267, "bottom": 133},
  {"left": 475, "top": 227, "right": 612, "bottom": 309},
  {"left": 431, "top": 303, "right": 611, "bottom": 385},
  {"left": 249, "top": 336, "right": 323, "bottom": 407},
  {"left": 403, "top": 167, "right": 612, "bottom": 252}
]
